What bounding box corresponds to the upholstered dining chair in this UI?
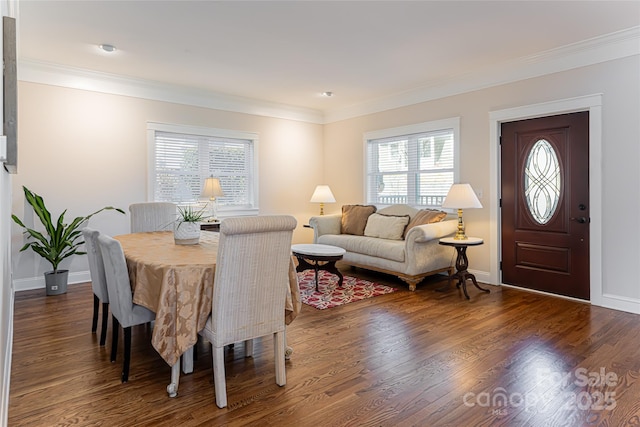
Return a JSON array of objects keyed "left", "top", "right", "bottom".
[
  {"left": 98, "top": 234, "right": 156, "bottom": 383},
  {"left": 82, "top": 227, "right": 110, "bottom": 346},
  {"left": 198, "top": 215, "right": 297, "bottom": 408},
  {"left": 129, "top": 202, "right": 176, "bottom": 233}
]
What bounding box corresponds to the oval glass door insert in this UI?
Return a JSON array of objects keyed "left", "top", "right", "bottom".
[{"left": 524, "top": 139, "right": 561, "bottom": 224}]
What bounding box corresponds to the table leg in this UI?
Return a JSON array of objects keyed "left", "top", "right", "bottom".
[
  {"left": 453, "top": 246, "right": 490, "bottom": 299},
  {"left": 324, "top": 260, "right": 343, "bottom": 288},
  {"left": 294, "top": 254, "right": 344, "bottom": 293}
]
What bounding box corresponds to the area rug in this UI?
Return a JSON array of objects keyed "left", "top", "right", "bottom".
[{"left": 297, "top": 270, "right": 397, "bottom": 310}]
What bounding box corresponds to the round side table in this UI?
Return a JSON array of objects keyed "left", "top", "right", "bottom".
[
  {"left": 291, "top": 243, "right": 346, "bottom": 292},
  {"left": 439, "top": 237, "right": 490, "bottom": 299}
]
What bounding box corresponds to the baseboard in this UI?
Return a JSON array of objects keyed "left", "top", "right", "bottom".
[
  {"left": 12, "top": 271, "right": 91, "bottom": 292},
  {"left": 468, "top": 269, "right": 493, "bottom": 286},
  {"left": 599, "top": 293, "right": 640, "bottom": 315}
]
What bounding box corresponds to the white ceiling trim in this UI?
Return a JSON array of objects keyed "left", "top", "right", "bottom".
[
  {"left": 18, "top": 26, "right": 639, "bottom": 125},
  {"left": 324, "top": 26, "right": 640, "bottom": 123},
  {"left": 17, "top": 60, "right": 325, "bottom": 124}
]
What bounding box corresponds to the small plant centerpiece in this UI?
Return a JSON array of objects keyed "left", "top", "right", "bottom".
[
  {"left": 12, "top": 186, "right": 125, "bottom": 295},
  {"left": 173, "top": 204, "right": 208, "bottom": 245}
]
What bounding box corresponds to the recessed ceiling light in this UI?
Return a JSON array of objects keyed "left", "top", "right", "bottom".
[
  {"left": 99, "top": 44, "right": 116, "bottom": 53},
  {"left": 321, "top": 91, "right": 333, "bottom": 97}
]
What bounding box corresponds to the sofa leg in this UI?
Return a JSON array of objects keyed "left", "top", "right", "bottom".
[{"left": 400, "top": 277, "right": 421, "bottom": 291}]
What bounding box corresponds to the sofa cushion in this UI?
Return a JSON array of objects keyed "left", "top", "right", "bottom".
[
  {"left": 404, "top": 209, "right": 447, "bottom": 236},
  {"left": 364, "top": 213, "right": 410, "bottom": 240},
  {"left": 341, "top": 204, "right": 377, "bottom": 235},
  {"left": 317, "top": 234, "right": 406, "bottom": 263}
]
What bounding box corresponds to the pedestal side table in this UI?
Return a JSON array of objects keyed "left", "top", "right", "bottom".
[{"left": 439, "top": 237, "right": 490, "bottom": 299}]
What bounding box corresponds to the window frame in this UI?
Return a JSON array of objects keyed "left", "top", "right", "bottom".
[
  {"left": 363, "top": 117, "right": 460, "bottom": 207},
  {"left": 147, "top": 122, "right": 259, "bottom": 217}
]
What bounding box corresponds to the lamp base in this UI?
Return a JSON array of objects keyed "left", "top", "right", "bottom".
[{"left": 453, "top": 208, "right": 468, "bottom": 240}]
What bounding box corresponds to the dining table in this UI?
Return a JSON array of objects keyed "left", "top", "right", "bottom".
[{"left": 114, "top": 230, "right": 301, "bottom": 397}]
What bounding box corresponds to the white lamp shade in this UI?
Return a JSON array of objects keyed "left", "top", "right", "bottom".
[
  {"left": 310, "top": 185, "right": 336, "bottom": 203},
  {"left": 201, "top": 177, "right": 225, "bottom": 199},
  {"left": 441, "top": 183, "right": 483, "bottom": 209}
]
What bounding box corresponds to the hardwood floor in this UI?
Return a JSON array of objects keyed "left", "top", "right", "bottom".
[{"left": 9, "top": 266, "right": 640, "bottom": 426}]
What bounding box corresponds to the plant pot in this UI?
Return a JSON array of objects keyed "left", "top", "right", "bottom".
[
  {"left": 44, "top": 270, "right": 68, "bottom": 295},
  {"left": 174, "top": 222, "right": 201, "bottom": 245}
]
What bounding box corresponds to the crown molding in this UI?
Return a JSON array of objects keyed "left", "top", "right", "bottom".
[
  {"left": 324, "top": 26, "right": 640, "bottom": 123},
  {"left": 18, "top": 27, "right": 639, "bottom": 125},
  {"left": 17, "top": 59, "right": 325, "bottom": 124}
]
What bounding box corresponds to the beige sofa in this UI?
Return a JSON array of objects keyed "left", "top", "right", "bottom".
[{"left": 309, "top": 204, "right": 457, "bottom": 291}]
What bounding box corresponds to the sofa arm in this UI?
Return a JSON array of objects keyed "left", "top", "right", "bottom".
[
  {"left": 405, "top": 219, "right": 458, "bottom": 243},
  {"left": 309, "top": 214, "right": 342, "bottom": 242}
]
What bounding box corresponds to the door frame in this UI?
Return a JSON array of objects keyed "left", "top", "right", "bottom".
[{"left": 489, "top": 94, "right": 602, "bottom": 305}]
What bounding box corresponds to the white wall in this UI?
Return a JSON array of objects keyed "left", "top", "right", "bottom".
[
  {"left": 1, "top": 1, "right": 15, "bottom": 424},
  {"left": 323, "top": 55, "right": 640, "bottom": 314},
  {"left": 10, "top": 82, "right": 323, "bottom": 290}
]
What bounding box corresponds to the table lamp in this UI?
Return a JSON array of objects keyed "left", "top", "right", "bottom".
[
  {"left": 201, "top": 176, "right": 225, "bottom": 221},
  {"left": 310, "top": 185, "right": 336, "bottom": 215},
  {"left": 441, "top": 183, "right": 482, "bottom": 240}
]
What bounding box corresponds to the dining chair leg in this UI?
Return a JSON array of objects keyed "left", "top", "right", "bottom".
[
  {"left": 110, "top": 316, "right": 119, "bottom": 363},
  {"left": 167, "top": 361, "right": 180, "bottom": 398},
  {"left": 92, "top": 294, "right": 99, "bottom": 333},
  {"left": 274, "top": 331, "right": 286, "bottom": 386},
  {"left": 99, "top": 302, "right": 109, "bottom": 346},
  {"left": 213, "top": 346, "right": 227, "bottom": 408},
  {"left": 122, "top": 327, "right": 132, "bottom": 383},
  {"left": 245, "top": 339, "right": 254, "bottom": 357}
]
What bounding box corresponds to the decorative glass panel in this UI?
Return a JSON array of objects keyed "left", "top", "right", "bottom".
[{"left": 524, "top": 139, "right": 561, "bottom": 224}]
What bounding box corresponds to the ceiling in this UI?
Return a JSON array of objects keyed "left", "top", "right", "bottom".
[{"left": 17, "top": 1, "right": 640, "bottom": 116}]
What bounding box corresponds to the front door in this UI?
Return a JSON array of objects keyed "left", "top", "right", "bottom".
[{"left": 501, "top": 112, "right": 590, "bottom": 300}]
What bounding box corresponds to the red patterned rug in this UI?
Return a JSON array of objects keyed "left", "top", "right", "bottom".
[{"left": 297, "top": 270, "right": 398, "bottom": 310}]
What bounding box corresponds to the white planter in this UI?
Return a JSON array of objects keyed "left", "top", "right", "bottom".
[{"left": 174, "top": 221, "right": 201, "bottom": 245}]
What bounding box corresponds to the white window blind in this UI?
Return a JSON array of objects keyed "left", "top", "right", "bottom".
[
  {"left": 149, "top": 124, "right": 258, "bottom": 214},
  {"left": 365, "top": 119, "right": 459, "bottom": 207}
]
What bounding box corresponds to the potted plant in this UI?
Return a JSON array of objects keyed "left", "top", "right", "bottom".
[
  {"left": 173, "top": 204, "right": 208, "bottom": 245},
  {"left": 12, "top": 186, "right": 125, "bottom": 295}
]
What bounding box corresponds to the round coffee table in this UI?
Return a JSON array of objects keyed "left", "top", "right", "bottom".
[{"left": 291, "top": 243, "right": 346, "bottom": 292}]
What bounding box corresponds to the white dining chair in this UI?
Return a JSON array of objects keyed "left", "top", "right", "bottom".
[
  {"left": 98, "top": 234, "right": 156, "bottom": 383},
  {"left": 198, "top": 215, "right": 297, "bottom": 408},
  {"left": 82, "top": 227, "right": 109, "bottom": 346},
  {"left": 129, "top": 202, "right": 176, "bottom": 233}
]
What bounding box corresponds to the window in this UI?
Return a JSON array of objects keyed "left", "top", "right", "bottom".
[
  {"left": 147, "top": 123, "right": 258, "bottom": 216},
  {"left": 364, "top": 118, "right": 459, "bottom": 207}
]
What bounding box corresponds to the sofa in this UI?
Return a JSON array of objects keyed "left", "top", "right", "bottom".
[{"left": 309, "top": 204, "right": 458, "bottom": 291}]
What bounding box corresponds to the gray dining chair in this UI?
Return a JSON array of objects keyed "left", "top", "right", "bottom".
[
  {"left": 198, "top": 215, "right": 297, "bottom": 408},
  {"left": 129, "top": 202, "right": 176, "bottom": 233},
  {"left": 98, "top": 234, "right": 156, "bottom": 383},
  {"left": 82, "top": 227, "right": 109, "bottom": 346}
]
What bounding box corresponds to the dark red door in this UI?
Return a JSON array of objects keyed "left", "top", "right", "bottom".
[{"left": 501, "top": 112, "right": 589, "bottom": 300}]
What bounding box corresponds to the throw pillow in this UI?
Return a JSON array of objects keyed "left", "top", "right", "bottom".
[
  {"left": 364, "top": 213, "right": 411, "bottom": 240},
  {"left": 404, "top": 209, "right": 448, "bottom": 237},
  {"left": 341, "top": 204, "right": 377, "bottom": 235}
]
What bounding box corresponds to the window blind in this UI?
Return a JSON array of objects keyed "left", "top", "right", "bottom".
[
  {"left": 366, "top": 128, "right": 455, "bottom": 207},
  {"left": 153, "top": 130, "right": 255, "bottom": 210}
]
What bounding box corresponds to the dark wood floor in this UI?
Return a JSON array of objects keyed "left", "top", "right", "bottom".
[{"left": 9, "top": 266, "right": 640, "bottom": 426}]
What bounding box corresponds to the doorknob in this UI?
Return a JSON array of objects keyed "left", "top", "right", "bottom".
[{"left": 570, "top": 217, "right": 588, "bottom": 224}]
